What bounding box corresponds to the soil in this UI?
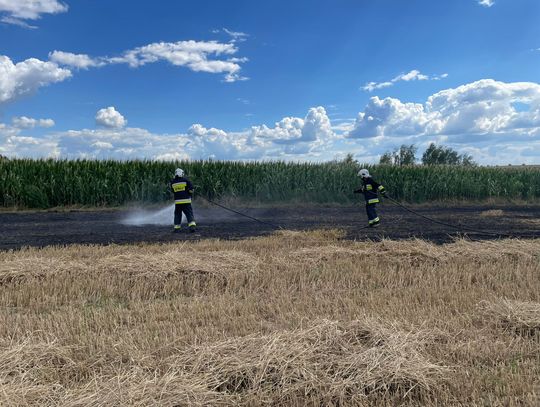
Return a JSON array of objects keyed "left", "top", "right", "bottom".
[{"left": 1, "top": 203, "right": 539, "bottom": 250}]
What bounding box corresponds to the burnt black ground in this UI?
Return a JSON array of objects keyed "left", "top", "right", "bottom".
[{"left": 0, "top": 203, "right": 539, "bottom": 250}]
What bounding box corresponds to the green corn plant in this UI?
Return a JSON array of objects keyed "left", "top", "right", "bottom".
[{"left": 1, "top": 158, "right": 539, "bottom": 208}]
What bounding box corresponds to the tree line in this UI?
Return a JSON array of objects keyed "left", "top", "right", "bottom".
[{"left": 379, "top": 143, "right": 476, "bottom": 166}]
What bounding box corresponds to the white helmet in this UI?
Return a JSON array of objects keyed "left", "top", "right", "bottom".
[
  {"left": 175, "top": 168, "right": 184, "bottom": 177},
  {"left": 358, "top": 168, "right": 370, "bottom": 179}
]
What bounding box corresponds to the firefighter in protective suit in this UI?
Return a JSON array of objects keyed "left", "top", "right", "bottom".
[
  {"left": 170, "top": 168, "right": 197, "bottom": 233},
  {"left": 354, "top": 169, "right": 386, "bottom": 227}
]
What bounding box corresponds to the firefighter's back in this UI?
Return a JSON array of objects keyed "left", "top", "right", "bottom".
[{"left": 171, "top": 176, "right": 192, "bottom": 204}]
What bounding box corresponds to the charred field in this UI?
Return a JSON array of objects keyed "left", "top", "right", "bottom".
[{"left": 1, "top": 203, "right": 539, "bottom": 250}]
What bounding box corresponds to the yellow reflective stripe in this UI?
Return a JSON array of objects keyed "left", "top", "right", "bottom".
[
  {"left": 174, "top": 225, "right": 181, "bottom": 229},
  {"left": 369, "top": 217, "right": 380, "bottom": 224},
  {"left": 175, "top": 199, "right": 192, "bottom": 204},
  {"left": 365, "top": 184, "right": 373, "bottom": 190},
  {"left": 378, "top": 185, "right": 385, "bottom": 191},
  {"left": 172, "top": 182, "right": 187, "bottom": 192},
  {"left": 188, "top": 221, "right": 196, "bottom": 227},
  {"left": 368, "top": 198, "right": 379, "bottom": 204}
]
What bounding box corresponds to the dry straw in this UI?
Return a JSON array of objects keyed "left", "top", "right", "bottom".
[
  {"left": 0, "top": 230, "right": 539, "bottom": 405},
  {"left": 478, "top": 299, "right": 540, "bottom": 337}
]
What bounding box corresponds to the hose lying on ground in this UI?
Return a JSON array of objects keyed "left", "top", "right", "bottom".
[
  {"left": 384, "top": 195, "right": 539, "bottom": 239},
  {"left": 195, "top": 191, "right": 538, "bottom": 238},
  {"left": 198, "top": 195, "right": 283, "bottom": 229}
]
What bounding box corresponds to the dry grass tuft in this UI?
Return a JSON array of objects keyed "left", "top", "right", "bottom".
[
  {"left": 173, "top": 319, "right": 447, "bottom": 405},
  {"left": 0, "top": 321, "right": 446, "bottom": 406},
  {"left": 275, "top": 228, "right": 347, "bottom": 243},
  {"left": 0, "top": 334, "right": 229, "bottom": 406},
  {"left": 478, "top": 299, "right": 540, "bottom": 337},
  {"left": 480, "top": 209, "right": 505, "bottom": 217}
]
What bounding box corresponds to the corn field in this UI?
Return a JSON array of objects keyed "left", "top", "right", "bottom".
[{"left": 1, "top": 158, "right": 540, "bottom": 208}]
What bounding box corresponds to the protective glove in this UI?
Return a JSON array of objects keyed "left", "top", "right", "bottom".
[{"left": 353, "top": 188, "right": 364, "bottom": 194}]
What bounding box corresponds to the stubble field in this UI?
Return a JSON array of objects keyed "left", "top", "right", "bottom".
[{"left": 0, "top": 229, "right": 539, "bottom": 406}]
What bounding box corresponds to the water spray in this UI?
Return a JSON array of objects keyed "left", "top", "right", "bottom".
[{"left": 121, "top": 204, "right": 176, "bottom": 226}]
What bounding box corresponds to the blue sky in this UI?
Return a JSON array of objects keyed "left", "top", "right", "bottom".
[{"left": 1, "top": 0, "right": 540, "bottom": 163}]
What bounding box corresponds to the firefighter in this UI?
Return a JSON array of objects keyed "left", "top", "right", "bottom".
[
  {"left": 354, "top": 168, "right": 386, "bottom": 227},
  {"left": 170, "top": 168, "right": 197, "bottom": 233}
]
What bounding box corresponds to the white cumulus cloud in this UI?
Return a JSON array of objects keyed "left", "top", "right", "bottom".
[
  {"left": 50, "top": 40, "right": 249, "bottom": 82},
  {"left": 0, "top": 122, "right": 59, "bottom": 157},
  {"left": 348, "top": 79, "right": 540, "bottom": 164},
  {"left": 2, "top": 106, "right": 335, "bottom": 161},
  {"left": 187, "top": 124, "right": 250, "bottom": 159},
  {"left": 362, "top": 69, "right": 447, "bottom": 92},
  {"left": 55, "top": 127, "right": 190, "bottom": 160},
  {"left": 478, "top": 0, "right": 495, "bottom": 7},
  {"left": 0, "top": 55, "right": 72, "bottom": 104},
  {"left": 12, "top": 116, "right": 55, "bottom": 128},
  {"left": 3, "top": 84, "right": 540, "bottom": 165},
  {"left": 48, "top": 51, "right": 105, "bottom": 69},
  {"left": 95, "top": 107, "right": 127, "bottom": 128},
  {"left": 107, "top": 40, "right": 248, "bottom": 82},
  {"left": 349, "top": 97, "right": 436, "bottom": 138},
  {"left": 91, "top": 141, "right": 114, "bottom": 150},
  {"left": 302, "top": 106, "right": 334, "bottom": 142},
  {"left": 0, "top": 39, "right": 248, "bottom": 106},
  {"left": 189, "top": 106, "right": 335, "bottom": 159},
  {"left": 351, "top": 79, "right": 540, "bottom": 139},
  {"left": 0, "top": 0, "right": 68, "bottom": 27},
  {"left": 222, "top": 28, "right": 249, "bottom": 42}
]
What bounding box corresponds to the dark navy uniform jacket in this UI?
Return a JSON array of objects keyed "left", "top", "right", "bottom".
[
  {"left": 354, "top": 177, "right": 386, "bottom": 204},
  {"left": 170, "top": 176, "right": 194, "bottom": 204}
]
